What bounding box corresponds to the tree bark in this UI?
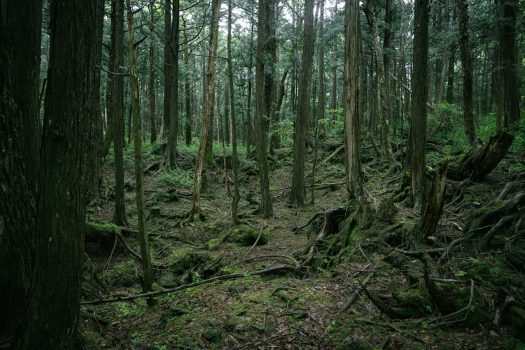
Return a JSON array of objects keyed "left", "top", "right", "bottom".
[
  {"left": 126, "top": 0, "right": 153, "bottom": 293},
  {"left": 149, "top": 1, "right": 158, "bottom": 144},
  {"left": 290, "top": 0, "right": 315, "bottom": 206},
  {"left": 167, "top": 0, "right": 180, "bottom": 167},
  {"left": 255, "top": 0, "right": 275, "bottom": 217},
  {"left": 344, "top": 0, "right": 364, "bottom": 200},
  {"left": 228, "top": 0, "right": 240, "bottom": 225},
  {"left": 457, "top": 0, "right": 476, "bottom": 145},
  {"left": 0, "top": 0, "right": 99, "bottom": 346},
  {"left": 410, "top": 0, "right": 429, "bottom": 207},
  {"left": 496, "top": 0, "right": 520, "bottom": 128},
  {"left": 0, "top": 0, "right": 42, "bottom": 343},
  {"left": 111, "top": 0, "right": 128, "bottom": 227},
  {"left": 190, "top": 0, "right": 221, "bottom": 217},
  {"left": 163, "top": 0, "right": 172, "bottom": 136},
  {"left": 183, "top": 18, "right": 192, "bottom": 146}
]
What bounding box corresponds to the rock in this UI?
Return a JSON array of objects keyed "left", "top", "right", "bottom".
[
  {"left": 202, "top": 328, "right": 222, "bottom": 342},
  {"left": 159, "top": 274, "right": 178, "bottom": 288}
]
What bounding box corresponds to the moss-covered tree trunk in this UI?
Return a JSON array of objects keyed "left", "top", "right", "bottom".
[
  {"left": 148, "top": 1, "right": 158, "bottom": 144},
  {"left": 163, "top": 0, "right": 172, "bottom": 137}
]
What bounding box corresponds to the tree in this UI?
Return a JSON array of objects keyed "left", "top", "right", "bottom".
[
  {"left": 344, "top": 0, "right": 364, "bottom": 200},
  {"left": 255, "top": 0, "right": 276, "bottom": 217},
  {"left": 457, "top": 0, "right": 476, "bottom": 145},
  {"left": 190, "top": 0, "right": 222, "bottom": 218},
  {"left": 290, "top": 0, "right": 315, "bottom": 206},
  {"left": 496, "top": 0, "right": 520, "bottom": 128},
  {"left": 228, "top": 0, "right": 240, "bottom": 225},
  {"left": 126, "top": 0, "right": 153, "bottom": 292},
  {"left": 410, "top": 0, "right": 429, "bottom": 208},
  {"left": 149, "top": 0, "right": 158, "bottom": 143},
  {"left": 1, "top": 0, "right": 100, "bottom": 346},
  {"left": 111, "top": 0, "right": 128, "bottom": 227},
  {"left": 183, "top": 18, "right": 192, "bottom": 146},
  {"left": 167, "top": 0, "right": 180, "bottom": 167},
  {"left": 364, "top": 0, "right": 395, "bottom": 164},
  {"left": 163, "top": 0, "right": 172, "bottom": 136}
]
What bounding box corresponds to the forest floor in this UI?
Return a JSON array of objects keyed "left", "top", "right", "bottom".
[{"left": 82, "top": 139, "right": 525, "bottom": 350}]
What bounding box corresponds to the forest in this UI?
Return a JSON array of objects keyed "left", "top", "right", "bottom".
[{"left": 0, "top": 0, "right": 524, "bottom": 348}]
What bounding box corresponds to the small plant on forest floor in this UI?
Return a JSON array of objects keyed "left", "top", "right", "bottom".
[{"left": 157, "top": 169, "right": 193, "bottom": 188}]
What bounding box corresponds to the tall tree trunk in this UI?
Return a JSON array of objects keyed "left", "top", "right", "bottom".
[
  {"left": 246, "top": 16, "right": 255, "bottom": 157},
  {"left": 228, "top": 0, "right": 240, "bottom": 224},
  {"left": 446, "top": 45, "right": 456, "bottom": 103},
  {"left": 183, "top": 18, "right": 192, "bottom": 146},
  {"left": 364, "top": 2, "right": 395, "bottom": 164},
  {"left": 87, "top": 1, "right": 105, "bottom": 198},
  {"left": 163, "top": 0, "right": 172, "bottom": 137},
  {"left": 344, "top": 0, "right": 364, "bottom": 200},
  {"left": 149, "top": 1, "right": 158, "bottom": 144},
  {"left": 290, "top": 0, "right": 315, "bottom": 206},
  {"left": 190, "top": 0, "right": 221, "bottom": 217},
  {"left": 1, "top": 0, "right": 99, "bottom": 346},
  {"left": 255, "top": 0, "right": 275, "bottom": 216},
  {"left": 410, "top": 0, "right": 429, "bottom": 208},
  {"left": 0, "top": 0, "right": 42, "bottom": 343},
  {"left": 496, "top": 0, "right": 520, "bottom": 128},
  {"left": 331, "top": 65, "right": 337, "bottom": 112},
  {"left": 457, "top": 0, "right": 476, "bottom": 145},
  {"left": 167, "top": 0, "right": 180, "bottom": 167},
  {"left": 112, "top": 0, "right": 128, "bottom": 227},
  {"left": 317, "top": 0, "right": 326, "bottom": 136},
  {"left": 126, "top": 0, "right": 153, "bottom": 293}
]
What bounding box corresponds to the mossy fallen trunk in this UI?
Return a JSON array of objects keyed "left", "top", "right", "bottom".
[{"left": 448, "top": 131, "right": 513, "bottom": 181}]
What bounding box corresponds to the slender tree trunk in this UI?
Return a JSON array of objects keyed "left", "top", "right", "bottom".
[
  {"left": 190, "top": 0, "right": 221, "bottom": 217},
  {"left": 331, "top": 65, "right": 337, "bottom": 113},
  {"left": 167, "top": 0, "right": 180, "bottom": 167},
  {"left": 457, "top": 0, "right": 476, "bottom": 145},
  {"left": 246, "top": 19, "right": 255, "bottom": 157},
  {"left": 344, "top": 0, "right": 364, "bottom": 200},
  {"left": 183, "top": 19, "right": 192, "bottom": 146},
  {"left": 446, "top": 45, "right": 456, "bottom": 103},
  {"left": 410, "top": 0, "right": 429, "bottom": 208},
  {"left": 149, "top": 1, "right": 158, "bottom": 144},
  {"left": 163, "top": 0, "right": 172, "bottom": 137},
  {"left": 496, "top": 0, "right": 520, "bottom": 128},
  {"left": 255, "top": 0, "right": 275, "bottom": 216},
  {"left": 228, "top": 0, "right": 240, "bottom": 224},
  {"left": 365, "top": 2, "right": 395, "bottom": 164},
  {"left": 317, "top": 0, "right": 326, "bottom": 136},
  {"left": 112, "top": 0, "right": 128, "bottom": 227},
  {"left": 126, "top": 0, "right": 153, "bottom": 293},
  {"left": 290, "top": 0, "right": 315, "bottom": 206}
]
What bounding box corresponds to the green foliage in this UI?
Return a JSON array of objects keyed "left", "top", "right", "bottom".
[{"left": 157, "top": 169, "right": 193, "bottom": 188}]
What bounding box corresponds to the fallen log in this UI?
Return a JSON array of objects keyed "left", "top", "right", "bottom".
[{"left": 447, "top": 131, "right": 513, "bottom": 181}]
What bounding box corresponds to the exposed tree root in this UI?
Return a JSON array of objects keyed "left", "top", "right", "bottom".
[{"left": 81, "top": 264, "right": 296, "bottom": 305}]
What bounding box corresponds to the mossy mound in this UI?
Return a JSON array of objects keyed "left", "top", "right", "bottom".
[{"left": 209, "top": 224, "right": 269, "bottom": 250}]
